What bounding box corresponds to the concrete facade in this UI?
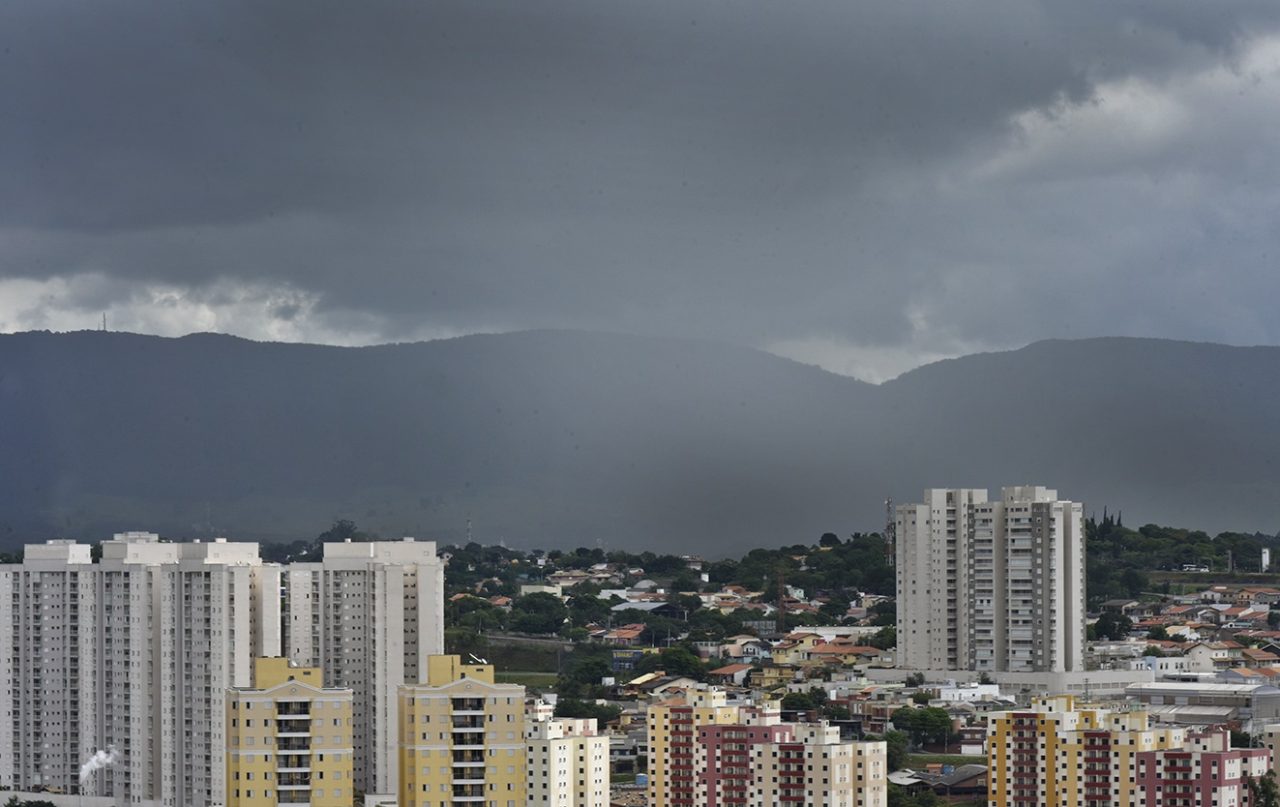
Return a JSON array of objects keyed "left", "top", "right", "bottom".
[
  {"left": 282, "top": 538, "right": 446, "bottom": 796},
  {"left": 1, "top": 534, "right": 444, "bottom": 807},
  {"left": 525, "top": 718, "right": 610, "bottom": 807},
  {"left": 896, "top": 487, "right": 1085, "bottom": 673},
  {"left": 1, "top": 533, "right": 270, "bottom": 807},
  {"left": 226, "top": 658, "right": 354, "bottom": 807},
  {"left": 987, "top": 695, "right": 1185, "bottom": 807},
  {"left": 397, "top": 656, "right": 527, "bottom": 807}
]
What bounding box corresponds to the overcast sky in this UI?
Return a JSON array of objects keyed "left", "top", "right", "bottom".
[{"left": 3, "top": 1, "right": 1280, "bottom": 381}]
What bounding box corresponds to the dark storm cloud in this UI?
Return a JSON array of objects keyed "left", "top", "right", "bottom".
[{"left": 3, "top": 1, "right": 1280, "bottom": 378}]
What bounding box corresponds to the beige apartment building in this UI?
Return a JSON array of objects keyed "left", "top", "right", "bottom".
[
  {"left": 398, "top": 655, "right": 527, "bottom": 807},
  {"left": 525, "top": 717, "right": 610, "bottom": 807},
  {"left": 226, "top": 657, "right": 354, "bottom": 807}
]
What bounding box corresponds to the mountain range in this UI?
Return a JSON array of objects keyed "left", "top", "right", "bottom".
[{"left": 1, "top": 329, "right": 1277, "bottom": 553}]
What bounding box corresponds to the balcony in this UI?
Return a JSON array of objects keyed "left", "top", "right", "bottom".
[{"left": 277, "top": 738, "right": 312, "bottom": 752}]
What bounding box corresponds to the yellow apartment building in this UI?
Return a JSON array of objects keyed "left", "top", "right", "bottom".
[
  {"left": 399, "top": 655, "right": 527, "bottom": 807},
  {"left": 987, "top": 695, "right": 1185, "bottom": 807},
  {"left": 226, "top": 657, "right": 354, "bottom": 807}
]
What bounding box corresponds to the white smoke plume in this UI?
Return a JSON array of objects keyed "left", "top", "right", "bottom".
[{"left": 79, "top": 746, "right": 120, "bottom": 784}]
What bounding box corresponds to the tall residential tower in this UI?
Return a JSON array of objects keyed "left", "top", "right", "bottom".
[
  {"left": 282, "top": 538, "right": 445, "bottom": 796},
  {"left": 2, "top": 533, "right": 444, "bottom": 807},
  {"left": 896, "top": 487, "right": 1085, "bottom": 673},
  {"left": 1, "top": 532, "right": 276, "bottom": 806}
]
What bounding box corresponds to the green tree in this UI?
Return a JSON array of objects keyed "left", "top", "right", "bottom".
[
  {"left": 1248, "top": 771, "right": 1280, "bottom": 807},
  {"left": 318, "top": 518, "right": 376, "bottom": 543},
  {"left": 670, "top": 571, "right": 701, "bottom": 593},
  {"left": 566, "top": 592, "right": 611, "bottom": 627},
  {"left": 635, "top": 646, "right": 707, "bottom": 680},
  {"left": 674, "top": 593, "right": 704, "bottom": 617},
  {"left": 868, "top": 625, "right": 897, "bottom": 650},
  {"left": 781, "top": 692, "right": 814, "bottom": 711},
  {"left": 556, "top": 645, "right": 614, "bottom": 699},
  {"left": 554, "top": 698, "right": 622, "bottom": 724},
  {"left": 510, "top": 592, "right": 569, "bottom": 635},
  {"left": 893, "top": 706, "right": 953, "bottom": 747},
  {"left": 880, "top": 730, "right": 910, "bottom": 771},
  {"left": 1094, "top": 612, "right": 1133, "bottom": 641}
]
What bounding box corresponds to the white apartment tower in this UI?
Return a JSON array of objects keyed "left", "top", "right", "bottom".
[
  {"left": 0, "top": 540, "right": 96, "bottom": 793},
  {"left": 526, "top": 717, "right": 611, "bottom": 807},
  {"left": 1, "top": 532, "right": 276, "bottom": 807},
  {"left": 896, "top": 487, "right": 1085, "bottom": 673},
  {"left": 1, "top": 532, "right": 442, "bottom": 807},
  {"left": 281, "top": 538, "right": 445, "bottom": 796}
]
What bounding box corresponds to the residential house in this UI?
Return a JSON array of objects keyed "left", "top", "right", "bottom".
[
  {"left": 1183, "top": 641, "right": 1244, "bottom": 673},
  {"left": 748, "top": 665, "right": 798, "bottom": 691},
  {"left": 770, "top": 632, "right": 823, "bottom": 665},
  {"left": 707, "top": 663, "right": 754, "bottom": 687},
  {"left": 602, "top": 623, "right": 647, "bottom": 647}
]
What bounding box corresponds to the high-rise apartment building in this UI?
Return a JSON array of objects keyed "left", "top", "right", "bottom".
[
  {"left": 1, "top": 533, "right": 444, "bottom": 807},
  {"left": 108, "top": 534, "right": 281, "bottom": 807},
  {"left": 647, "top": 689, "right": 743, "bottom": 807},
  {"left": 283, "top": 538, "right": 446, "bottom": 795},
  {"left": 987, "top": 695, "right": 1186, "bottom": 807},
  {"left": 896, "top": 487, "right": 1085, "bottom": 673},
  {"left": 226, "top": 657, "right": 354, "bottom": 807},
  {"left": 0, "top": 540, "right": 96, "bottom": 793},
  {"left": 525, "top": 717, "right": 610, "bottom": 807},
  {"left": 1, "top": 533, "right": 275, "bottom": 805},
  {"left": 1135, "top": 728, "right": 1270, "bottom": 807},
  {"left": 647, "top": 691, "right": 886, "bottom": 807},
  {"left": 751, "top": 724, "right": 886, "bottom": 807},
  {"left": 398, "top": 655, "right": 528, "bottom": 807},
  {"left": 694, "top": 723, "right": 793, "bottom": 807}
]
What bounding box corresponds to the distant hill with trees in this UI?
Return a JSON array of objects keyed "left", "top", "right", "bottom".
[{"left": 5, "top": 330, "right": 1280, "bottom": 552}]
